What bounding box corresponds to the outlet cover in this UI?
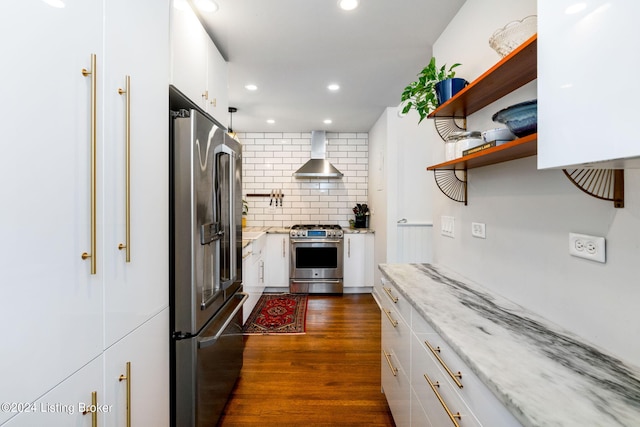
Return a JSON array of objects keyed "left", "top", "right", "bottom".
[
  {"left": 471, "top": 222, "right": 486, "bottom": 239},
  {"left": 569, "top": 233, "right": 606, "bottom": 263},
  {"left": 441, "top": 216, "right": 455, "bottom": 238}
]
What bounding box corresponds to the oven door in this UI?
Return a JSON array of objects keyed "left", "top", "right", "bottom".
[{"left": 290, "top": 238, "right": 343, "bottom": 280}]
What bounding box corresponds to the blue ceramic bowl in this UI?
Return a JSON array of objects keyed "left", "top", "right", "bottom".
[{"left": 492, "top": 100, "right": 537, "bottom": 137}]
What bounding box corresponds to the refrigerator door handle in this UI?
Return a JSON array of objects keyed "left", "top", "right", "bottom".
[{"left": 198, "top": 292, "right": 248, "bottom": 349}]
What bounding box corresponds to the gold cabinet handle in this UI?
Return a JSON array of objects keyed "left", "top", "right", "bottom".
[
  {"left": 383, "top": 350, "right": 398, "bottom": 376},
  {"left": 383, "top": 308, "right": 398, "bottom": 327},
  {"left": 424, "top": 373, "right": 462, "bottom": 427},
  {"left": 82, "top": 390, "right": 98, "bottom": 427},
  {"left": 282, "top": 237, "right": 285, "bottom": 258},
  {"left": 118, "top": 361, "right": 131, "bottom": 427},
  {"left": 81, "top": 54, "right": 97, "bottom": 275},
  {"left": 348, "top": 238, "right": 351, "bottom": 257},
  {"left": 425, "top": 340, "right": 463, "bottom": 388},
  {"left": 117, "top": 75, "right": 131, "bottom": 262},
  {"left": 383, "top": 286, "right": 398, "bottom": 303}
]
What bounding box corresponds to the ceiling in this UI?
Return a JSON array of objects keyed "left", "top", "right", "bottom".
[{"left": 192, "top": 0, "right": 466, "bottom": 133}]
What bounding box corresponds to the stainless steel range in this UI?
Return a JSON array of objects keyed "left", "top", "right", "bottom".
[{"left": 289, "top": 224, "right": 344, "bottom": 294}]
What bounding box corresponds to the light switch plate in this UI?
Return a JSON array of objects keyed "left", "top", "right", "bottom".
[{"left": 441, "top": 216, "right": 455, "bottom": 238}]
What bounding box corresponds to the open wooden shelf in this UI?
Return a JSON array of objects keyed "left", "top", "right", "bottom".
[
  {"left": 428, "top": 34, "right": 537, "bottom": 119},
  {"left": 427, "top": 133, "right": 537, "bottom": 171}
]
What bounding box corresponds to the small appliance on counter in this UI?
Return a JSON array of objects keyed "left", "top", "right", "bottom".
[{"left": 289, "top": 224, "right": 344, "bottom": 294}]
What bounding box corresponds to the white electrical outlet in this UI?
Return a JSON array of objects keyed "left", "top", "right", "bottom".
[
  {"left": 441, "top": 216, "right": 455, "bottom": 238},
  {"left": 569, "top": 233, "right": 606, "bottom": 263},
  {"left": 471, "top": 222, "right": 486, "bottom": 239}
]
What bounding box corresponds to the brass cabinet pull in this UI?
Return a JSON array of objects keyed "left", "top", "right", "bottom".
[
  {"left": 348, "top": 238, "right": 351, "bottom": 257},
  {"left": 81, "top": 53, "right": 97, "bottom": 275},
  {"left": 117, "top": 75, "right": 131, "bottom": 262},
  {"left": 383, "top": 286, "right": 399, "bottom": 303},
  {"left": 119, "top": 361, "right": 131, "bottom": 427},
  {"left": 425, "top": 340, "right": 463, "bottom": 388},
  {"left": 383, "top": 350, "right": 398, "bottom": 376},
  {"left": 424, "top": 373, "right": 462, "bottom": 427},
  {"left": 82, "top": 391, "right": 98, "bottom": 426},
  {"left": 383, "top": 308, "right": 398, "bottom": 327},
  {"left": 282, "top": 237, "right": 285, "bottom": 258}
]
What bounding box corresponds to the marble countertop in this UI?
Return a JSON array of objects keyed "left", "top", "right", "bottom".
[{"left": 379, "top": 263, "right": 640, "bottom": 427}]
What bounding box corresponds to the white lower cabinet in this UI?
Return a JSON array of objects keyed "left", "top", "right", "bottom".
[
  {"left": 242, "top": 234, "right": 266, "bottom": 323},
  {"left": 3, "top": 357, "right": 104, "bottom": 427},
  {"left": 265, "top": 234, "right": 289, "bottom": 287},
  {"left": 103, "top": 309, "right": 169, "bottom": 427},
  {"left": 343, "top": 233, "right": 374, "bottom": 290},
  {"left": 380, "top": 278, "right": 522, "bottom": 426}
]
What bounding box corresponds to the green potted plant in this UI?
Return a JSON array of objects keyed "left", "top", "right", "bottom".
[{"left": 400, "top": 57, "right": 466, "bottom": 123}]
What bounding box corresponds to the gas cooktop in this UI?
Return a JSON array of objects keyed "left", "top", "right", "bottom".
[{"left": 291, "top": 224, "right": 342, "bottom": 230}]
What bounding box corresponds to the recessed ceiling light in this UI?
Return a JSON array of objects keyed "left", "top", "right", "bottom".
[
  {"left": 195, "top": 0, "right": 219, "bottom": 13},
  {"left": 324, "top": 119, "right": 333, "bottom": 124},
  {"left": 42, "top": 0, "right": 65, "bottom": 7},
  {"left": 338, "top": 0, "right": 359, "bottom": 11},
  {"left": 266, "top": 119, "right": 275, "bottom": 124},
  {"left": 245, "top": 84, "right": 258, "bottom": 91},
  {"left": 328, "top": 83, "right": 340, "bottom": 91}
]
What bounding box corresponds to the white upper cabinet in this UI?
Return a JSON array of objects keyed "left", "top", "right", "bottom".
[
  {"left": 170, "top": 1, "right": 208, "bottom": 109},
  {"left": 170, "top": 1, "right": 229, "bottom": 124},
  {"left": 206, "top": 42, "right": 229, "bottom": 121},
  {"left": 0, "top": 1, "right": 104, "bottom": 416},
  {"left": 103, "top": 0, "right": 170, "bottom": 348},
  {"left": 538, "top": 1, "right": 640, "bottom": 169}
]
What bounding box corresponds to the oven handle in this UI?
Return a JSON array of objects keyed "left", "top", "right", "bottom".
[
  {"left": 290, "top": 280, "right": 342, "bottom": 283},
  {"left": 290, "top": 239, "right": 343, "bottom": 244}
]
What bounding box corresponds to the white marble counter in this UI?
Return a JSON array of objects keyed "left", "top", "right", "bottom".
[
  {"left": 343, "top": 228, "right": 375, "bottom": 234},
  {"left": 379, "top": 263, "right": 640, "bottom": 427}
]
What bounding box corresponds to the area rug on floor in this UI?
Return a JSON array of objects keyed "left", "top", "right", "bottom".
[{"left": 243, "top": 294, "right": 308, "bottom": 335}]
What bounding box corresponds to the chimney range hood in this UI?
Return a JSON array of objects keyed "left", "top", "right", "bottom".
[{"left": 293, "top": 131, "right": 343, "bottom": 179}]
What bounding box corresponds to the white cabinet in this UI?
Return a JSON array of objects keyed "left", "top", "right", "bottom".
[
  {"left": 103, "top": 309, "right": 169, "bottom": 427},
  {"left": 169, "top": 2, "right": 208, "bottom": 111},
  {"left": 0, "top": 1, "right": 169, "bottom": 423},
  {"left": 2, "top": 357, "right": 104, "bottom": 427},
  {"left": 242, "top": 234, "right": 266, "bottom": 324},
  {"left": 0, "top": 1, "right": 104, "bottom": 417},
  {"left": 265, "top": 234, "right": 290, "bottom": 287},
  {"left": 170, "top": 1, "right": 229, "bottom": 123},
  {"left": 378, "top": 278, "right": 521, "bottom": 427},
  {"left": 538, "top": 1, "right": 640, "bottom": 169},
  {"left": 379, "top": 277, "right": 411, "bottom": 426},
  {"left": 103, "top": 0, "right": 169, "bottom": 348},
  {"left": 206, "top": 41, "right": 229, "bottom": 120},
  {"left": 343, "top": 233, "right": 374, "bottom": 289}
]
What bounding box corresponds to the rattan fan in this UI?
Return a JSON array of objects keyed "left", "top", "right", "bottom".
[{"left": 433, "top": 170, "right": 467, "bottom": 204}]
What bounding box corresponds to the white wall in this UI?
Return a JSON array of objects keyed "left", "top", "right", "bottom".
[
  {"left": 238, "top": 132, "right": 368, "bottom": 228},
  {"left": 430, "top": 0, "right": 640, "bottom": 366}
]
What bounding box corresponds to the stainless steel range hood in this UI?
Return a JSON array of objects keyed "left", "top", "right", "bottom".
[{"left": 293, "top": 131, "right": 343, "bottom": 179}]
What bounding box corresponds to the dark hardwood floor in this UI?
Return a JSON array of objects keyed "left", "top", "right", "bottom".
[{"left": 218, "top": 293, "right": 395, "bottom": 426}]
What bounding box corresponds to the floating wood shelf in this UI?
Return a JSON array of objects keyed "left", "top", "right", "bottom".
[
  {"left": 428, "top": 34, "right": 537, "bottom": 119},
  {"left": 427, "top": 134, "right": 537, "bottom": 171}
]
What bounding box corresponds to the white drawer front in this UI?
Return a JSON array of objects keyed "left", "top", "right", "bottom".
[
  {"left": 381, "top": 348, "right": 410, "bottom": 427},
  {"left": 381, "top": 277, "right": 412, "bottom": 324}
]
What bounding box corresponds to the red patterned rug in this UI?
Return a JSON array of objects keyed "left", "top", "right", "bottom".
[{"left": 243, "top": 294, "right": 308, "bottom": 335}]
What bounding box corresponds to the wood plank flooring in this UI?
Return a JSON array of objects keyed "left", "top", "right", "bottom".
[{"left": 218, "top": 293, "right": 395, "bottom": 426}]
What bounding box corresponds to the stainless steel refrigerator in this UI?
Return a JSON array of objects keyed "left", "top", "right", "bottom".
[{"left": 170, "top": 105, "right": 245, "bottom": 427}]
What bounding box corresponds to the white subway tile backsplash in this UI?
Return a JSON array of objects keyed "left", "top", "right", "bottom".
[{"left": 237, "top": 131, "right": 368, "bottom": 228}]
